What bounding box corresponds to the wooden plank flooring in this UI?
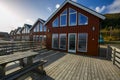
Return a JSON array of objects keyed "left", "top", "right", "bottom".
[
  {"left": 44, "top": 53, "right": 120, "bottom": 80},
  {"left": 5, "top": 50, "right": 119, "bottom": 80}
]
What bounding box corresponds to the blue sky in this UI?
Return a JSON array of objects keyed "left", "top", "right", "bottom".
[{"left": 0, "top": 0, "right": 120, "bottom": 33}]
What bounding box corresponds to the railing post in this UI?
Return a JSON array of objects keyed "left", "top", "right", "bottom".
[
  {"left": 113, "top": 48, "right": 116, "bottom": 65},
  {"left": 106, "top": 45, "right": 109, "bottom": 60},
  {"left": 12, "top": 42, "right": 14, "bottom": 54}
]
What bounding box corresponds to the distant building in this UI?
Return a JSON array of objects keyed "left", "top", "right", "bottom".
[
  {"left": 14, "top": 27, "right": 22, "bottom": 41},
  {"left": 0, "top": 32, "right": 10, "bottom": 41},
  {"left": 20, "top": 24, "right": 32, "bottom": 41},
  {"left": 44, "top": 0, "right": 105, "bottom": 56},
  {"left": 30, "top": 18, "right": 46, "bottom": 45}
]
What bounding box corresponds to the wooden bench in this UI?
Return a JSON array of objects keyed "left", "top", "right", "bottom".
[
  {"left": 0, "top": 51, "right": 47, "bottom": 80},
  {"left": 1, "top": 60, "right": 47, "bottom": 80}
]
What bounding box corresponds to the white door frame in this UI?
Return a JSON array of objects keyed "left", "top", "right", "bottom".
[{"left": 68, "top": 33, "right": 76, "bottom": 53}]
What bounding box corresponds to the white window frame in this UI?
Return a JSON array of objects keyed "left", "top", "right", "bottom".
[
  {"left": 78, "top": 33, "right": 88, "bottom": 52},
  {"left": 52, "top": 34, "right": 58, "bottom": 49},
  {"left": 52, "top": 17, "right": 59, "bottom": 27},
  {"left": 59, "top": 34, "right": 66, "bottom": 50},
  {"left": 69, "top": 8, "right": 77, "bottom": 26},
  {"left": 78, "top": 13, "right": 88, "bottom": 25},
  {"left": 60, "top": 9, "right": 67, "bottom": 27}
]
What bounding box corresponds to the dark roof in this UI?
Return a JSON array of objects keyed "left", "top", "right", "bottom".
[{"left": 24, "top": 24, "right": 32, "bottom": 28}]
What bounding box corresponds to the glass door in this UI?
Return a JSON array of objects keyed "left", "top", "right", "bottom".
[{"left": 68, "top": 33, "right": 76, "bottom": 53}]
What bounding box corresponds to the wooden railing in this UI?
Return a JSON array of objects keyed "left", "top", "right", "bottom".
[
  {"left": 0, "top": 41, "right": 42, "bottom": 56},
  {"left": 107, "top": 45, "right": 120, "bottom": 68}
]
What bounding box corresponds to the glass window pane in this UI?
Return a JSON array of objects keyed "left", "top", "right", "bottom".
[
  {"left": 61, "top": 9, "right": 67, "bottom": 15},
  {"left": 60, "top": 34, "right": 66, "bottom": 49},
  {"left": 69, "top": 8, "right": 76, "bottom": 13},
  {"left": 52, "top": 17, "right": 59, "bottom": 27},
  {"left": 43, "top": 26, "right": 46, "bottom": 32},
  {"left": 40, "top": 23, "right": 42, "bottom": 32},
  {"left": 79, "top": 13, "right": 88, "bottom": 25},
  {"left": 39, "top": 35, "right": 42, "bottom": 42},
  {"left": 60, "top": 15, "right": 67, "bottom": 26},
  {"left": 69, "top": 13, "right": 77, "bottom": 26},
  {"left": 52, "top": 34, "right": 59, "bottom": 49},
  {"left": 37, "top": 24, "right": 39, "bottom": 32},
  {"left": 34, "top": 27, "right": 36, "bottom": 32},
  {"left": 69, "top": 34, "right": 75, "bottom": 50},
  {"left": 78, "top": 33, "right": 87, "bottom": 52}
]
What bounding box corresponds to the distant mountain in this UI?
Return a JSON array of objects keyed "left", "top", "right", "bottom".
[{"left": 101, "top": 13, "right": 120, "bottom": 29}]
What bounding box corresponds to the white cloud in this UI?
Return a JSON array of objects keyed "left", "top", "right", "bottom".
[
  {"left": 71, "top": 0, "right": 77, "bottom": 2},
  {"left": 47, "top": 7, "right": 52, "bottom": 12},
  {"left": 95, "top": 6, "right": 106, "bottom": 13},
  {"left": 107, "top": 0, "right": 120, "bottom": 13},
  {"left": 56, "top": 4, "right": 60, "bottom": 9},
  {"left": 25, "top": 19, "right": 33, "bottom": 24}
]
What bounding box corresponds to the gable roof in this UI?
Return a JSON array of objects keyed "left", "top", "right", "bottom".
[
  {"left": 20, "top": 24, "right": 32, "bottom": 33},
  {"left": 44, "top": 0, "right": 105, "bottom": 25},
  {"left": 30, "top": 18, "right": 45, "bottom": 31},
  {"left": 24, "top": 24, "right": 32, "bottom": 29},
  {"left": 16, "top": 27, "right": 22, "bottom": 33}
]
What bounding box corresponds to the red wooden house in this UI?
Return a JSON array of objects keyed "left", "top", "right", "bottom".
[
  {"left": 30, "top": 18, "right": 46, "bottom": 45},
  {"left": 44, "top": 0, "right": 105, "bottom": 56}
]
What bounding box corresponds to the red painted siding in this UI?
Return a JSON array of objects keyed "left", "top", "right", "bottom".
[{"left": 46, "top": 3, "right": 101, "bottom": 56}]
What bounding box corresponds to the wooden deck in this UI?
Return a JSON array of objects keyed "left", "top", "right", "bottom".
[{"left": 16, "top": 50, "right": 120, "bottom": 80}]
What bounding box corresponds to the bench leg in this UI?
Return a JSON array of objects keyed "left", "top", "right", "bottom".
[
  {"left": 0, "top": 64, "right": 6, "bottom": 78},
  {"left": 33, "top": 65, "right": 46, "bottom": 75},
  {"left": 27, "top": 56, "right": 33, "bottom": 65},
  {"left": 19, "top": 59, "right": 25, "bottom": 67},
  {"left": 39, "top": 65, "right": 46, "bottom": 75}
]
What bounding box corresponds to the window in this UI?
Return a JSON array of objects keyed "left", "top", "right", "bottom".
[
  {"left": 43, "top": 26, "right": 46, "bottom": 32},
  {"left": 39, "top": 35, "right": 43, "bottom": 42},
  {"left": 69, "top": 8, "right": 77, "bottom": 26},
  {"left": 43, "top": 35, "right": 46, "bottom": 41},
  {"left": 36, "top": 35, "right": 39, "bottom": 41},
  {"left": 33, "top": 27, "right": 37, "bottom": 32},
  {"left": 26, "top": 27, "right": 30, "bottom": 33},
  {"left": 59, "top": 34, "right": 66, "bottom": 50},
  {"left": 40, "top": 23, "right": 43, "bottom": 32},
  {"left": 52, "top": 34, "right": 59, "bottom": 49},
  {"left": 78, "top": 33, "right": 88, "bottom": 52},
  {"left": 78, "top": 13, "right": 88, "bottom": 25},
  {"left": 37, "top": 24, "right": 39, "bottom": 32},
  {"left": 33, "top": 23, "right": 39, "bottom": 32},
  {"left": 52, "top": 17, "right": 59, "bottom": 27},
  {"left": 33, "top": 35, "right": 36, "bottom": 41},
  {"left": 60, "top": 9, "right": 67, "bottom": 26}
]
